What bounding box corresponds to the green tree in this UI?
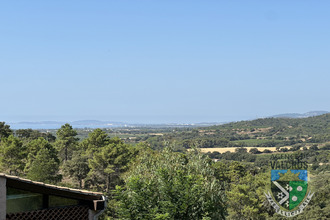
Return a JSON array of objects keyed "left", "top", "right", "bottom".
[
  {"left": 26, "top": 148, "right": 61, "bottom": 184},
  {"left": 87, "top": 138, "right": 133, "bottom": 192},
  {"left": 55, "top": 123, "right": 78, "bottom": 161},
  {"left": 235, "top": 147, "right": 248, "bottom": 153},
  {"left": 80, "top": 128, "right": 110, "bottom": 156},
  {"left": 115, "top": 147, "right": 226, "bottom": 220},
  {"left": 62, "top": 150, "right": 89, "bottom": 188},
  {"left": 24, "top": 138, "right": 58, "bottom": 173},
  {"left": 280, "top": 147, "right": 289, "bottom": 152},
  {"left": 16, "top": 129, "right": 36, "bottom": 139},
  {"left": 0, "top": 122, "right": 13, "bottom": 141},
  {"left": 309, "top": 145, "right": 319, "bottom": 151},
  {"left": 263, "top": 149, "right": 272, "bottom": 153},
  {"left": 16, "top": 129, "right": 56, "bottom": 142},
  {"left": 0, "top": 135, "right": 26, "bottom": 175},
  {"left": 249, "top": 148, "right": 261, "bottom": 154},
  {"left": 227, "top": 172, "right": 271, "bottom": 220}
]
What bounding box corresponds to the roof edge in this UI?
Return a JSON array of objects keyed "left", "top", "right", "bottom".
[{"left": 0, "top": 173, "right": 104, "bottom": 199}]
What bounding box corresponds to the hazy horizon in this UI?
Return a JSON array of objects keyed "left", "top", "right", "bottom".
[
  {"left": 5, "top": 110, "right": 328, "bottom": 127},
  {"left": 5, "top": 114, "right": 255, "bottom": 124}
]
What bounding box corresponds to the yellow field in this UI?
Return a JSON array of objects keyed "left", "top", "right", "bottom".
[{"left": 198, "top": 147, "right": 292, "bottom": 153}]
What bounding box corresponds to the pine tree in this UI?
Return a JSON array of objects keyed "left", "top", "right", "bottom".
[
  {"left": 55, "top": 123, "right": 78, "bottom": 161},
  {"left": 24, "top": 137, "right": 59, "bottom": 173},
  {"left": 0, "top": 122, "right": 13, "bottom": 142},
  {"left": 26, "top": 148, "right": 61, "bottom": 184},
  {"left": 80, "top": 128, "right": 110, "bottom": 157},
  {"left": 0, "top": 135, "right": 26, "bottom": 175},
  {"left": 87, "top": 138, "right": 134, "bottom": 192},
  {"left": 63, "top": 150, "right": 89, "bottom": 188}
]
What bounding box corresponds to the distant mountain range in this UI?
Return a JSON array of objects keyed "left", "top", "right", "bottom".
[{"left": 270, "top": 111, "right": 329, "bottom": 119}]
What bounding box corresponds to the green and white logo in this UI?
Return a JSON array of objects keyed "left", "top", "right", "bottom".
[{"left": 265, "top": 169, "right": 314, "bottom": 217}]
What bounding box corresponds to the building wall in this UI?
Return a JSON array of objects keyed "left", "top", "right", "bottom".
[{"left": 0, "top": 177, "right": 6, "bottom": 220}]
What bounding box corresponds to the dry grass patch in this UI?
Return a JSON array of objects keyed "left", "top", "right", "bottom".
[{"left": 198, "top": 146, "right": 292, "bottom": 153}]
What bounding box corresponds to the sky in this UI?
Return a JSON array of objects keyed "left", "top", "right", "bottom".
[{"left": 1, "top": 1, "right": 330, "bottom": 124}]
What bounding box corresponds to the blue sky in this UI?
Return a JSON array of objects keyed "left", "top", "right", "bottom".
[{"left": 1, "top": 1, "right": 330, "bottom": 123}]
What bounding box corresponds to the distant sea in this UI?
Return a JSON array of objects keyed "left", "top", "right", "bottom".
[
  {"left": 8, "top": 121, "right": 227, "bottom": 130},
  {"left": 6, "top": 115, "right": 253, "bottom": 130},
  {"left": 9, "top": 124, "right": 61, "bottom": 130},
  {"left": 8, "top": 122, "right": 123, "bottom": 130}
]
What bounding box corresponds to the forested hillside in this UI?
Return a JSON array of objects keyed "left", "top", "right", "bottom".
[
  {"left": 218, "top": 113, "right": 330, "bottom": 134},
  {"left": 144, "top": 114, "right": 330, "bottom": 151}
]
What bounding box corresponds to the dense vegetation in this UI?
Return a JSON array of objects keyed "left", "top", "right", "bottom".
[
  {"left": 140, "top": 114, "right": 330, "bottom": 151},
  {"left": 0, "top": 114, "right": 329, "bottom": 219}
]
